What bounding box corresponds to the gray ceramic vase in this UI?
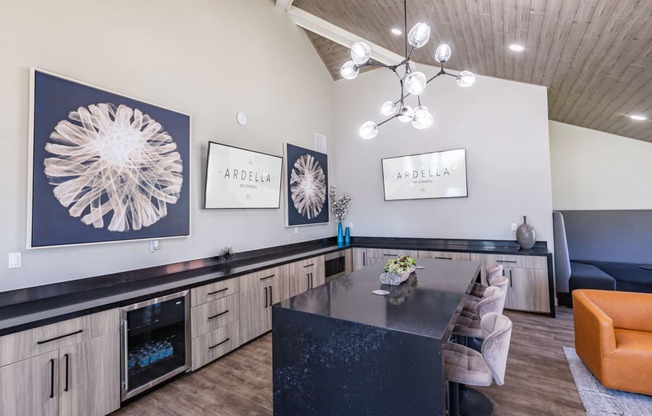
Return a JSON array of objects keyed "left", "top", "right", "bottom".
[{"left": 516, "top": 215, "right": 536, "bottom": 249}]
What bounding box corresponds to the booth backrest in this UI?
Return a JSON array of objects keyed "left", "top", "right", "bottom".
[
  {"left": 552, "top": 211, "right": 572, "bottom": 292},
  {"left": 560, "top": 210, "right": 652, "bottom": 264}
]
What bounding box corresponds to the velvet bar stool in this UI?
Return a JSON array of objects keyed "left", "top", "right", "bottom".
[
  {"left": 464, "top": 275, "right": 509, "bottom": 316},
  {"left": 469, "top": 263, "right": 504, "bottom": 298},
  {"left": 445, "top": 313, "right": 513, "bottom": 416}
]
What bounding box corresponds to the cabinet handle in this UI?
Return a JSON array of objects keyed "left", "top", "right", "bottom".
[
  {"left": 207, "top": 287, "right": 229, "bottom": 296},
  {"left": 307, "top": 273, "right": 311, "bottom": 289},
  {"left": 303, "top": 264, "right": 315, "bottom": 268},
  {"left": 260, "top": 274, "right": 275, "bottom": 281},
  {"left": 363, "top": 252, "right": 366, "bottom": 266},
  {"left": 435, "top": 256, "right": 453, "bottom": 260},
  {"left": 383, "top": 253, "right": 398, "bottom": 257},
  {"left": 208, "top": 310, "right": 229, "bottom": 320},
  {"left": 49, "top": 358, "right": 55, "bottom": 399},
  {"left": 209, "top": 338, "right": 230, "bottom": 350},
  {"left": 264, "top": 287, "right": 268, "bottom": 308},
  {"left": 509, "top": 270, "right": 513, "bottom": 287},
  {"left": 37, "top": 329, "right": 83, "bottom": 345},
  {"left": 497, "top": 260, "right": 518, "bottom": 264},
  {"left": 269, "top": 286, "right": 273, "bottom": 304},
  {"left": 64, "top": 353, "right": 69, "bottom": 392},
  {"left": 122, "top": 321, "right": 129, "bottom": 392}
]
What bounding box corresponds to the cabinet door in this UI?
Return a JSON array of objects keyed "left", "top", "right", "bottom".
[
  {"left": 352, "top": 248, "right": 366, "bottom": 271},
  {"left": 59, "top": 332, "right": 120, "bottom": 416},
  {"left": 418, "top": 251, "right": 471, "bottom": 261},
  {"left": 0, "top": 350, "right": 59, "bottom": 416},
  {"left": 289, "top": 265, "right": 310, "bottom": 298},
  {"left": 289, "top": 258, "right": 324, "bottom": 297},
  {"left": 344, "top": 248, "right": 353, "bottom": 274},
  {"left": 239, "top": 285, "right": 269, "bottom": 344},
  {"left": 239, "top": 269, "right": 277, "bottom": 344},
  {"left": 311, "top": 256, "right": 325, "bottom": 288},
  {"left": 504, "top": 268, "right": 551, "bottom": 313}
]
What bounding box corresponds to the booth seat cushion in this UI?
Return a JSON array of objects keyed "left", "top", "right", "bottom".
[
  {"left": 573, "top": 289, "right": 652, "bottom": 396},
  {"left": 569, "top": 262, "right": 616, "bottom": 292}
]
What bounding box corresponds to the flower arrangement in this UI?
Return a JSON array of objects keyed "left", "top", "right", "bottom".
[
  {"left": 329, "top": 185, "right": 351, "bottom": 223},
  {"left": 380, "top": 255, "right": 417, "bottom": 286},
  {"left": 383, "top": 256, "right": 417, "bottom": 274}
]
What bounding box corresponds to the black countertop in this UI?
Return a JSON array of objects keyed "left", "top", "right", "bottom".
[
  {"left": 276, "top": 258, "right": 480, "bottom": 340},
  {"left": 0, "top": 236, "right": 549, "bottom": 336}
]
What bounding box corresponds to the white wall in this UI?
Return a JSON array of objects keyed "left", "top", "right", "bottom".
[
  {"left": 0, "top": 0, "right": 335, "bottom": 291},
  {"left": 333, "top": 67, "right": 554, "bottom": 244},
  {"left": 549, "top": 121, "right": 652, "bottom": 210}
]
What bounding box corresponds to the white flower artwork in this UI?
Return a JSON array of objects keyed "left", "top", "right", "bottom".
[
  {"left": 43, "top": 103, "right": 183, "bottom": 232},
  {"left": 289, "top": 154, "right": 326, "bottom": 219}
]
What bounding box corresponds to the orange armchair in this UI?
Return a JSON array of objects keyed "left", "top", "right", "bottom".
[{"left": 573, "top": 289, "right": 652, "bottom": 396}]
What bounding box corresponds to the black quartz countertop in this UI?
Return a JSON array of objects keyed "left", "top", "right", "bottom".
[
  {"left": 0, "top": 236, "right": 549, "bottom": 336},
  {"left": 276, "top": 259, "right": 480, "bottom": 340}
]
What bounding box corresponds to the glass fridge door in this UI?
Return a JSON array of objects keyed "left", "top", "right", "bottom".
[{"left": 121, "top": 290, "right": 190, "bottom": 401}]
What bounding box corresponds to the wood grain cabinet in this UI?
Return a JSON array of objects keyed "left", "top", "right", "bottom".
[
  {"left": 417, "top": 250, "right": 471, "bottom": 261},
  {"left": 0, "top": 309, "right": 120, "bottom": 416},
  {"left": 364, "top": 248, "right": 419, "bottom": 268},
  {"left": 470, "top": 253, "right": 550, "bottom": 313},
  {"left": 352, "top": 248, "right": 366, "bottom": 271},
  {"left": 239, "top": 266, "right": 289, "bottom": 345},
  {"left": 287, "top": 256, "right": 325, "bottom": 298},
  {"left": 190, "top": 277, "right": 241, "bottom": 370}
]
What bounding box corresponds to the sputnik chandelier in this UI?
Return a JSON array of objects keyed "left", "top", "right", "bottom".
[{"left": 340, "top": 0, "right": 476, "bottom": 139}]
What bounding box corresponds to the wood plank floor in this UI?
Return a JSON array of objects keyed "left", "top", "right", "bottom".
[{"left": 112, "top": 307, "right": 584, "bottom": 416}]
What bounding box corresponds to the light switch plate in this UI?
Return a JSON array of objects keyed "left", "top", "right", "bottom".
[{"left": 8, "top": 252, "right": 21, "bottom": 269}]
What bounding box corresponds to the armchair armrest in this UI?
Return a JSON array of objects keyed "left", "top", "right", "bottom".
[{"left": 573, "top": 290, "right": 617, "bottom": 377}]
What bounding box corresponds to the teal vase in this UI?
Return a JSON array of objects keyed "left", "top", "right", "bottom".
[
  {"left": 337, "top": 223, "right": 344, "bottom": 246},
  {"left": 344, "top": 227, "right": 351, "bottom": 246}
]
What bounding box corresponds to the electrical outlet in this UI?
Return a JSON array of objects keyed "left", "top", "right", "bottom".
[
  {"left": 8, "top": 252, "right": 21, "bottom": 269},
  {"left": 149, "top": 240, "right": 159, "bottom": 253},
  {"left": 349, "top": 222, "right": 353, "bottom": 229},
  {"left": 294, "top": 227, "right": 299, "bottom": 234},
  {"left": 511, "top": 223, "right": 517, "bottom": 231}
]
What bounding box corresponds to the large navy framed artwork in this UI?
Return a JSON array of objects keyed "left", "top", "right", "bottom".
[
  {"left": 28, "top": 69, "right": 191, "bottom": 248},
  {"left": 284, "top": 143, "right": 329, "bottom": 226}
]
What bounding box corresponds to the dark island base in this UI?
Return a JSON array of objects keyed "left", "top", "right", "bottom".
[{"left": 272, "top": 308, "right": 446, "bottom": 416}]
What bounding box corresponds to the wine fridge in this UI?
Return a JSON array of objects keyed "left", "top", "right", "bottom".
[{"left": 120, "top": 290, "right": 190, "bottom": 401}]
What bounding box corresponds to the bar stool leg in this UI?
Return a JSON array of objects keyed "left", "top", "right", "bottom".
[{"left": 447, "top": 381, "right": 460, "bottom": 416}]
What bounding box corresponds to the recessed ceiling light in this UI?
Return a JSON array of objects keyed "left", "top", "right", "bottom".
[
  {"left": 629, "top": 114, "right": 647, "bottom": 121},
  {"left": 391, "top": 28, "right": 402, "bottom": 35},
  {"left": 509, "top": 44, "right": 525, "bottom": 52}
]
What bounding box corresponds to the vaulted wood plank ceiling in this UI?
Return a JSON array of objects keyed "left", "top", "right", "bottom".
[{"left": 283, "top": 0, "right": 652, "bottom": 143}]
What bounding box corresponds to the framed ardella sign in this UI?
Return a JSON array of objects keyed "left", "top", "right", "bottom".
[
  {"left": 204, "top": 142, "right": 283, "bottom": 209},
  {"left": 381, "top": 148, "right": 468, "bottom": 201}
]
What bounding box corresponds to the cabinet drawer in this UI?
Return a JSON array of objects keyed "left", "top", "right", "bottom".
[
  {"left": 482, "top": 254, "right": 547, "bottom": 270},
  {"left": 191, "top": 277, "right": 239, "bottom": 307},
  {"left": 366, "top": 248, "right": 418, "bottom": 260},
  {"left": 239, "top": 267, "right": 283, "bottom": 292},
  {"left": 191, "top": 321, "right": 240, "bottom": 370},
  {"left": 0, "top": 308, "right": 118, "bottom": 367},
  {"left": 191, "top": 294, "right": 240, "bottom": 338},
  {"left": 417, "top": 251, "right": 470, "bottom": 261}
]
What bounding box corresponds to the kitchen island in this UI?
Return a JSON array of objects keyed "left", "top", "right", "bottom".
[{"left": 272, "top": 258, "right": 480, "bottom": 416}]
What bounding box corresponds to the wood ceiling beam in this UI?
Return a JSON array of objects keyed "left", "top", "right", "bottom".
[
  {"left": 287, "top": 6, "right": 404, "bottom": 66},
  {"left": 276, "top": 0, "right": 294, "bottom": 10}
]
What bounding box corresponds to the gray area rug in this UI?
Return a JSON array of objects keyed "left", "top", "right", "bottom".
[{"left": 564, "top": 347, "right": 652, "bottom": 415}]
